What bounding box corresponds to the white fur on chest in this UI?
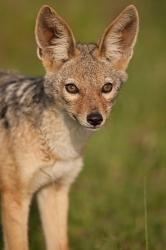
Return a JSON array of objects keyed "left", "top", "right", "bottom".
[
  {"left": 31, "top": 157, "right": 83, "bottom": 193},
  {"left": 29, "top": 111, "right": 90, "bottom": 193}
]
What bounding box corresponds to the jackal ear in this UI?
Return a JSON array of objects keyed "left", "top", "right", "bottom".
[
  {"left": 98, "top": 5, "right": 139, "bottom": 71},
  {"left": 35, "top": 5, "right": 76, "bottom": 71}
]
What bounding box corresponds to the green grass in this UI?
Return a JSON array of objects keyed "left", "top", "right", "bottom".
[{"left": 0, "top": 0, "right": 166, "bottom": 249}]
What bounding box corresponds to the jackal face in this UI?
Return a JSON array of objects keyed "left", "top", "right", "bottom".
[{"left": 35, "top": 5, "right": 139, "bottom": 130}]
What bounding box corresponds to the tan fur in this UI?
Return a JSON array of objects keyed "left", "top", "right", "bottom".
[
  {"left": 38, "top": 184, "right": 70, "bottom": 250},
  {"left": 0, "top": 5, "right": 139, "bottom": 250}
]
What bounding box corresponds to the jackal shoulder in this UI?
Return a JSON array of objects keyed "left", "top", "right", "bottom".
[{"left": 0, "top": 70, "right": 49, "bottom": 129}]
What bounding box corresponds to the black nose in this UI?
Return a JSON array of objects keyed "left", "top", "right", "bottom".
[{"left": 87, "top": 112, "right": 103, "bottom": 126}]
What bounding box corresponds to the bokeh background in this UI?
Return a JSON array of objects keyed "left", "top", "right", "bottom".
[{"left": 0, "top": 0, "right": 165, "bottom": 249}]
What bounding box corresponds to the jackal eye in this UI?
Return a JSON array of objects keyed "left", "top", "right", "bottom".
[
  {"left": 102, "top": 82, "right": 113, "bottom": 93},
  {"left": 65, "top": 83, "right": 79, "bottom": 94}
]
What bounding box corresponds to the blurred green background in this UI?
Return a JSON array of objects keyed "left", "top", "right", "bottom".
[{"left": 0, "top": 0, "right": 166, "bottom": 249}]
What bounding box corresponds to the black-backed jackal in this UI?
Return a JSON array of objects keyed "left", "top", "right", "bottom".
[{"left": 0, "top": 5, "right": 139, "bottom": 250}]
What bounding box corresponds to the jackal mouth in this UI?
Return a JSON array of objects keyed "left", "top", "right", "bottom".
[
  {"left": 77, "top": 123, "right": 102, "bottom": 131},
  {"left": 83, "top": 125, "right": 102, "bottom": 131}
]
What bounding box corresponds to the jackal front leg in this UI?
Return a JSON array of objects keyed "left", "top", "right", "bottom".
[
  {"left": 37, "top": 184, "right": 70, "bottom": 250},
  {"left": 1, "top": 190, "right": 32, "bottom": 250}
]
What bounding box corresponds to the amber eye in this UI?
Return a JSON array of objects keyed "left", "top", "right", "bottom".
[
  {"left": 65, "top": 83, "right": 79, "bottom": 94},
  {"left": 102, "top": 82, "right": 113, "bottom": 93}
]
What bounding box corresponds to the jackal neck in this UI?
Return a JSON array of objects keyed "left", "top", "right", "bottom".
[{"left": 40, "top": 107, "right": 91, "bottom": 160}]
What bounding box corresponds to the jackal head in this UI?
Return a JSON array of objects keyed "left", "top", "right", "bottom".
[{"left": 35, "top": 5, "right": 139, "bottom": 130}]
